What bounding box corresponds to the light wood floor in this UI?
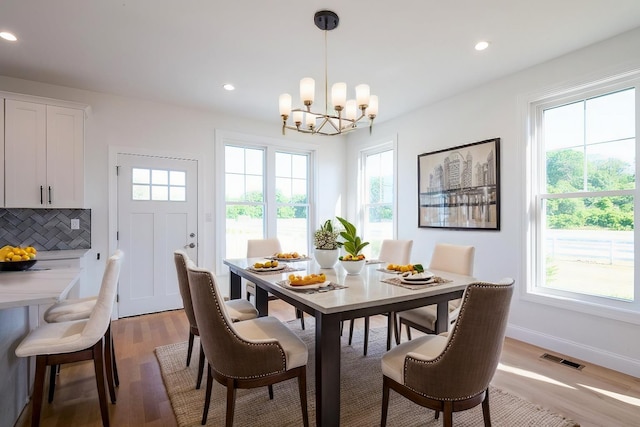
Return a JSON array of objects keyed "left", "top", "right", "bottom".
[{"left": 16, "top": 300, "right": 640, "bottom": 427}]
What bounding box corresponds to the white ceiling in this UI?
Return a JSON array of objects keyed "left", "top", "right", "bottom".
[{"left": 1, "top": 1, "right": 640, "bottom": 125}]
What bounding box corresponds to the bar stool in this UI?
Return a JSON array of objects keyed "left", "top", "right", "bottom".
[{"left": 15, "top": 250, "right": 123, "bottom": 427}]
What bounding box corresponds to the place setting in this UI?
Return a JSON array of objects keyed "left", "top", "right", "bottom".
[
  {"left": 381, "top": 269, "right": 452, "bottom": 290},
  {"left": 276, "top": 273, "right": 347, "bottom": 294},
  {"left": 266, "top": 251, "right": 312, "bottom": 262},
  {"left": 246, "top": 260, "right": 304, "bottom": 275}
]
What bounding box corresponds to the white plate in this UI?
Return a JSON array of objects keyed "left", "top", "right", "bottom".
[
  {"left": 270, "top": 256, "right": 304, "bottom": 262},
  {"left": 401, "top": 271, "right": 434, "bottom": 281},
  {"left": 281, "top": 280, "right": 330, "bottom": 290},
  {"left": 249, "top": 264, "right": 286, "bottom": 272},
  {"left": 400, "top": 277, "right": 435, "bottom": 285}
]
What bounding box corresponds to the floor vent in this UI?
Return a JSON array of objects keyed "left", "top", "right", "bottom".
[{"left": 540, "top": 353, "right": 585, "bottom": 370}]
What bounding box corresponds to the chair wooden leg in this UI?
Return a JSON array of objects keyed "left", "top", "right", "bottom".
[
  {"left": 386, "top": 314, "right": 393, "bottom": 351},
  {"left": 393, "top": 312, "right": 401, "bottom": 345},
  {"left": 196, "top": 343, "right": 205, "bottom": 389},
  {"left": 364, "top": 316, "right": 370, "bottom": 356},
  {"left": 111, "top": 332, "right": 119, "bottom": 387},
  {"left": 47, "top": 364, "right": 56, "bottom": 403},
  {"left": 32, "top": 356, "right": 47, "bottom": 427},
  {"left": 348, "top": 319, "right": 355, "bottom": 345},
  {"left": 443, "top": 401, "right": 453, "bottom": 427},
  {"left": 104, "top": 327, "right": 117, "bottom": 403},
  {"left": 298, "top": 367, "right": 309, "bottom": 427},
  {"left": 482, "top": 388, "right": 491, "bottom": 426},
  {"left": 92, "top": 340, "right": 110, "bottom": 427},
  {"left": 187, "top": 332, "right": 195, "bottom": 367},
  {"left": 202, "top": 365, "right": 213, "bottom": 425},
  {"left": 296, "top": 309, "right": 305, "bottom": 330},
  {"left": 268, "top": 384, "right": 274, "bottom": 400},
  {"left": 381, "top": 376, "right": 390, "bottom": 427},
  {"left": 225, "top": 378, "right": 237, "bottom": 427}
]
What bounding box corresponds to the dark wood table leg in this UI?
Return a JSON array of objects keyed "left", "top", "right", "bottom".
[
  {"left": 230, "top": 271, "right": 242, "bottom": 300},
  {"left": 315, "top": 312, "right": 341, "bottom": 427},
  {"left": 435, "top": 301, "right": 449, "bottom": 334},
  {"left": 255, "top": 286, "right": 269, "bottom": 317}
]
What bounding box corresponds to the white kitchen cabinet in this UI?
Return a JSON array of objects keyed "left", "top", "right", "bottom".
[{"left": 4, "top": 98, "right": 85, "bottom": 208}]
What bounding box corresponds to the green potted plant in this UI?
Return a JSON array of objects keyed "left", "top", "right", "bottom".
[
  {"left": 335, "top": 216, "right": 369, "bottom": 274},
  {"left": 314, "top": 219, "right": 340, "bottom": 268}
]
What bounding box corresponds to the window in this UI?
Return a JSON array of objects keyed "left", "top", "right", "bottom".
[
  {"left": 222, "top": 143, "right": 312, "bottom": 260},
  {"left": 529, "top": 77, "right": 638, "bottom": 313},
  {"left": 224, "top": 146, "right": 265, "bottom": 258},
  {"left": 275, "top": 152, "right": 310, "bottom": 252},
  {"left": 131, "top": 168, "right": 186, "bottom": 201},
  {"left": 361, "top": 145, "right": 395, "bottom": 257}
]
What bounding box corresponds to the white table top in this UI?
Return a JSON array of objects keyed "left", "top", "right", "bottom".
[
  {"left": 225, "top": 258, "right": 474, "bottom": 315},
  {"left": 0, "top": 268, "right": 81, "bottom": 310}
]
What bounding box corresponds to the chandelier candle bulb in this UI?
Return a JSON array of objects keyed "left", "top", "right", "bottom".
[
  {"left": 293, "top": 111, "right": 303, "bottom": 126},
  {"left": 367, "top": 95, "right": 379, "bottom": 118},
  {"left": 356, "top": 84, "right": 370, "bottom": 108},
  {"left": 305, "top": 112, "right": 315, "bottom": 130},
  {"left": 279, "top": 94, "right": 292, "bottom": 116},
  {"left": 332, "top": 82, "right": 347, "bottom": 110},
  {"left": 300, "top": 77, "right": 315, "bottom": 105}
]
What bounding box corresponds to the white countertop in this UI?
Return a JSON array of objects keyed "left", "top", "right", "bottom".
[
  {"left": 0, "top": 268, "right": 81, "bottom": 310},
  {"left": 37, "top": 249, "right": 89, "bottom": 260}
]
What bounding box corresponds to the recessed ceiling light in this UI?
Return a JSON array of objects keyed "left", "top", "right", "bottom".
[
  {"left": 475, "top": 41, "right": 489, "bottom": 51},
  {"left": 0, "top": 32, "right": 17, "bottom": 42},
  {"left": 223, "top": 84, "right": 235, "bottom": 91}
]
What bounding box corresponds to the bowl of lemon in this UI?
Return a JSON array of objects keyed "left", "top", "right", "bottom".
[{"left": 0, "top": 245, "right": 38, "bottom": 271}]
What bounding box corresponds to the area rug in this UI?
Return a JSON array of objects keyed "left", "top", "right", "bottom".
[{"left": 155, "top": 322, "right": 579, "bottom": 426}]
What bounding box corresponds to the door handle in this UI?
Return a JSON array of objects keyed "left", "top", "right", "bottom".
[{"left": 185, "top": 243, "right": 196, "bottom": 249}]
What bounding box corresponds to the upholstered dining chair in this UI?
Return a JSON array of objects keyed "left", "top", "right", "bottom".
[
  {"left": 381, "top": 278, "right": 514, "bottom": 427},
  {"left": 348, "top": 239, "right": 413, "bottom": 355},
  {"left": 187, "top": 263, "right": 309, "bottom": 427},
  {"left": 15, "top": 250, "right": 123, "bottom": 427},
  {"left": 397, "top": 243, "right": 475, "bottom": 340},
  {"left": 174, "top": 250, "right": 258, "bottom": 389},
  {"left": 246, "top": 238, "right": 305, "bottom": 329}
]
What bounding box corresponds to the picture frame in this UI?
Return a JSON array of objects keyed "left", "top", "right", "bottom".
[{"left": 418, "top": 137, "right": 500, "bottom": 230}]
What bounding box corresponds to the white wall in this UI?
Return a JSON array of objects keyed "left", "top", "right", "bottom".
[
  {"left": 347, "top": 27, "right": 640, "bottom": 377},
  {"left": 0, "top": 76, "right": 347, "bottom": 297}
]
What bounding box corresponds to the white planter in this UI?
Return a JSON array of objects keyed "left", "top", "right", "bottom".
[
  {"left": 314, "top": 248, "right": 339, "bottom": 268},
  {"left": 340, "top": 259, "right": 366, "bottom": 275}
]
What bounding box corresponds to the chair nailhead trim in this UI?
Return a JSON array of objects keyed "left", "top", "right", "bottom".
[
  {"left": 403, "top": 281, "right": 508, "bottom": 401},
  {"left": 201, "top": 271, "right": 287, "bottom": 379}
]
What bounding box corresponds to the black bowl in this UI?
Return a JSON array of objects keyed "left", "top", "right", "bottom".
[{"left": 0, "top": 259, "right": 38, "bottom": 271}]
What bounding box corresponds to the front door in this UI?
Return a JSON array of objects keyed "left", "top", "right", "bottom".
[{"left": 117, "top": 153, "right": 198, "bottom": 317}]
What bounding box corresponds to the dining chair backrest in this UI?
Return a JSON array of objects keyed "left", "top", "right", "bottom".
[
  {"left": 378, "top": 240, "right": 413, "bottom": 265},
  {"left": 174, "top": 250, "right": 197, "bottom": 330},
  {"left": 83, "top": 250, "right": 123, "bottom": 343},
  {"left": 186, "top": 264, "right": 287, "bottom": 378},
  {"left": 403, "top": 278, "right": 514, "bottom": 399},
  {"left": 428, "top": 243, "right": 475, "bottom": 276},
  {"left": 247, "top": 238, "right": 282, "bottom": 258}
]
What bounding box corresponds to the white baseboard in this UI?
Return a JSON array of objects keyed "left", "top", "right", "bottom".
[{"left": 506, "top": 324, "right": 640, "bottom": 378}]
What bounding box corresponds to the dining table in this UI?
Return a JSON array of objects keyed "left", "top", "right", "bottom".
[{"left": 223, "top": 258, "right": 476, "bottom": 427}]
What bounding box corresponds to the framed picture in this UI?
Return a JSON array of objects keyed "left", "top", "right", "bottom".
[{"left": 418, "top": 137, "right": 500, "bottom": 230}]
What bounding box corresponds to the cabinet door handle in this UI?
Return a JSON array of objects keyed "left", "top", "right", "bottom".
[
  {"left": 40, "top": 186, "right": 44, "bottom": 205},
  {"left": 48, "top": 186, "right": 52, "bottom": 204}
]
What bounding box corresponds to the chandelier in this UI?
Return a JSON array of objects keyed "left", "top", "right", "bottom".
[{"left": 279, "top": 10, "right": 378, "bottom": 136}]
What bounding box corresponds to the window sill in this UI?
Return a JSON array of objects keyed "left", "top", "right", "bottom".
[{"left": 521, "top": 289, "right": 640, "bottom": 326}]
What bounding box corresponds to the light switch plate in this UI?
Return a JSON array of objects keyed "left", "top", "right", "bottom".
[{"left": 70, "top": 219, "right": 80, "bottom": 230}]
